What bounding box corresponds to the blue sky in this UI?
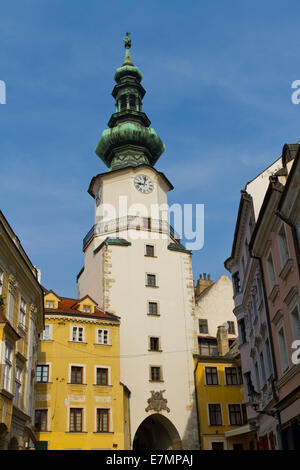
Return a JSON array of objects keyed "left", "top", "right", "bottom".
[{"left": 1, "top": 0, "right": 300, "bottom": 298}]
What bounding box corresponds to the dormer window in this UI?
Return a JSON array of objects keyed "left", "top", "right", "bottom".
[
  {"left": 83, "top": 305, "right": 91, "bottom": 313},
  {"left": 46, "top": 300, "right": 54, "bottom": 309}
]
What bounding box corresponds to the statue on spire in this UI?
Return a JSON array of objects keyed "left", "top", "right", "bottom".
[{"left": 123, "top": 32, "right": 131, "bottom": 49}]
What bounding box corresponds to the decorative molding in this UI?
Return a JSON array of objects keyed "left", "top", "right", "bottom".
[
  {"left": 279, "top": 258, "right": 294, "bottom": 281},
  {"left": 272, "top": 309, "right": 283, "bottom": 326},
  {"left": 283, "top": 286, "right": 298, "bottom": 306},
  {"left": 268, "top": 284, "right": 279, "bottom": 303}
]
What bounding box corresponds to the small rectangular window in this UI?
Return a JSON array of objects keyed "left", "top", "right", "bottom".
[
  {"left": 199, "top": 319, "right": 208, "bottom": 334},
  {"left": 70, "top": 408, "right": 82, "bottom": 432},
  {"left": 148, "top": 302, "right": 158, "bottom": 315},
  {"left": 19, "top": 298, "right": 26, "bottom": 328},
  {"left": 147, "top": 274, "right": 156, "bottom": 287},
  {"left": 208, "top": 404, "right": 222, "bottom": 426},
  {"left": 225, "top": 367, "right": 239, "bottom": 385},
  {"left": 46, "top": 300, "right": 54, "bottom": 309},
  {"left": 146, "top": 245, "right": 155, "bottom": 257},
  {"left": 71, "top": 366, "right": 83, "bottom": 384},
  {"left": 97, "top": 329, "right": 109, "bottom": 345},
  {"left": 238, "top": 318, "right": 246, "bottom": 344},
  {"left": 267, "top": 252, "right": 276, "bottom": 290},
  {"left": 228, "top": 404, "right": 242, "bottom": 426},
  {"left": 42, "top": 324, "right": 51, "bottom": 341},
  {"left": 277, "top": 225, "right": 290, "bottom": 267},
  {"left": 150, "top": 366, "right": 162, "bottom": 381},
  {"left": 35, "top": 410, "right": 48, "bottom": 432},
  {"left": 96, "top": 368, "right": 108, "bottom": 386},
  {"left": 205, "top": 367, "right": 218, "bottom": 385},
  {"left": 36, "top": 365, "right": 49, "bottom": 383},
  {"left": 232, "top": 272, "right": 241, "bottom": 295},
  {"left": 149, "top": 337, "right": 160, "bottom": 351},
  {"left": 83, "top": 305, "right": 91, "bottom": 313},
  {"left": 227, "top": 321, "right": 235, "bottom": 335},
  {"left": 72, "top": 326, "right": 84, "bottom": 342},
  {"left": 97, "top": 409, "right": 109, "bottom": 433}
]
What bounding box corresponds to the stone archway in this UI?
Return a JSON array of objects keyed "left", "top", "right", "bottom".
[{"left": 133, "top": 414, "right": 182, "bottom": 450}]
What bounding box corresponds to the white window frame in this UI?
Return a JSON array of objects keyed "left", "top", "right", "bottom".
[
  {"left": 67, "top": 406, "right": 85, "bottom": 433},
  {"left": 289, "top": 298, "right": 300, "bottom": 342},
  {"left": 204, "top": 366, "right": 219, "bottom": 385},
  {"left": 36, "top": 362, "right": 51, "bottom": 383},
  {"left": 3, "top": 341, "right": 13, "bottom": 393},
  {"left": 277, "top": 224, "right": 290, "bottom": 268},
  {"left": 42, "top": 324, "right": 52, "bottom": 341},
  {"left": 277, "top": 321, "right": 289, "bottom": 374},
  {"left": 35, "top": 407, "right": 49, "bottom": 432},
  {"left": 8, "top": 291, "right": 15, "bottom": 325},
  {"left": 94, "top": 406, "right": 113, "bottom": 433},
  {"left": 95, "top": 365, "right": 111, "bottom": 386},
  {"left": 207, "top": 402, "right": 223, "bottom": 426},
  {"left": 19, "top": 297, "right": 26, "bottom": 328},
  {"left": 69, "top": 363, "right": 85, "bottom": 385},
  {"left": 71, "top": 325, "right": 84, "bottom": 342},
  {"left": 148, "top": 301, "right": 159, "bottom": 316},
  {"left": 45, "top": 300, "right": 54, "bottom": 309},
  {"left": 266, "top": 250, "right": 277, "bottom": 292},
  {"left": 96, "top": 328, "right": 110, "bottom": 345},
  {"left": 14, "top": 364, "right": 23, "bottom": 408}
]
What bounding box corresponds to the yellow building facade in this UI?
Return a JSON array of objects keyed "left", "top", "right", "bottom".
[
  {"left": 34, "top": 290, "right": 130, "bottom": 450},
  {"left": 194, "top": 328, "right": 257, "bottom": 450},
  {"left": 0, "top": 211, "right": 44, "bottom": 450}
]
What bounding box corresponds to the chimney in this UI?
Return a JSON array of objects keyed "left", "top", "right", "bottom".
[
  {"left": 217, "top": 325, "right": 229, "bottom": 356},
  {"left": 194, "top": 273, "right": 214, "bottom": 298}
]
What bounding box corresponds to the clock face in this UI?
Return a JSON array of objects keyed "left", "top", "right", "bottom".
[
  {"left": 95, "top": 184, "right": 102, "bottom": 206},
  {"left": 134, "top": 175, "right": 154, "bottom": 194}
]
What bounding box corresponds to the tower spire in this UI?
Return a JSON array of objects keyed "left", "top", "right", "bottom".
[
  {"left": 123, "top": 32, "right": 133, "bottom": 65},
  {"left": 94, "top": 34, "right": 165, "bottom": 171}
]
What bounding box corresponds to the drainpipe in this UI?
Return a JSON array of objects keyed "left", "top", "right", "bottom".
[
  {"left": 250, "top": 252, "right": 282, "bottom": 449},
  {"left": 193, "top": 357, "right": 202, "bottom": 450}
]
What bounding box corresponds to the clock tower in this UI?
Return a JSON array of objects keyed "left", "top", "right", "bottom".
[{"left": 77, "top": 34, "right": 199, "bottom": 450}]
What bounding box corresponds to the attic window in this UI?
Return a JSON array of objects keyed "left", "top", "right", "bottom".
[
  {"left": 46, "top": 301, "right": 54, "bottom": 309},
  {"left": 83, "top": 305, "right": 91, "bottom": 313}
]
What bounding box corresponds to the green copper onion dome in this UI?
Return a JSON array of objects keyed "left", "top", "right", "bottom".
[{"left": 95, "top": 33, "right": 165, "bottom": 170}]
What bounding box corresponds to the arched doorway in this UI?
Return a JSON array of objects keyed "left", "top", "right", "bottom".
[{"left": 133, "top": 414, "right": 182, "bottom": 450}]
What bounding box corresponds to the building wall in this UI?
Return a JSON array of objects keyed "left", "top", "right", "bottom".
[
  {"left": 34, "top": 307, "right": 129, "bottom": 450},
  {"left": 78, "top": 165, "right": 199, "bottom": 450},
  {"left": 0, "top": 211, "right": 44, "bottom": 450},
  {"left": 194, "top": 357, "right": 250, "bottom": 450},
  {"left": 194, "top": 274, "right": 237, "bottom": 339}
]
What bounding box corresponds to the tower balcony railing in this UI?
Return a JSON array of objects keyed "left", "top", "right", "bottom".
[{"left": 83, "top": 215, "right": 181, "bottom": 249}]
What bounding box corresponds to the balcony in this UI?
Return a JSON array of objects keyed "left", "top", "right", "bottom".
[{"left": 83, "top": 216, "right": 181, "bottom": 249}]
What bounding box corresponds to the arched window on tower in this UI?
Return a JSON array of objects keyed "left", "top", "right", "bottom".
[
  {"left": 129, "top": 94, "right": 136, "bottom": 110},
  {"left": 119, "top": 95, "right": 127, "bottom": 111}
]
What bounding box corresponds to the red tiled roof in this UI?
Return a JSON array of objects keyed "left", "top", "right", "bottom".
[{"left": 44, "top": 295, "right": 119, "bottom": 322}]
